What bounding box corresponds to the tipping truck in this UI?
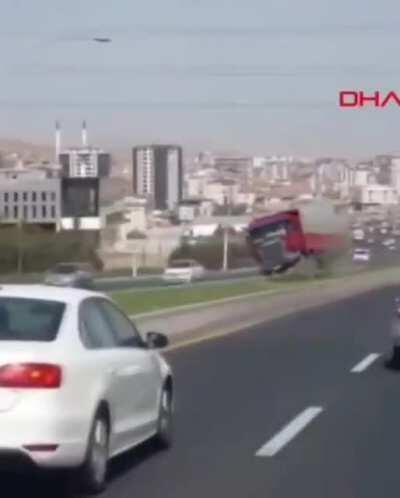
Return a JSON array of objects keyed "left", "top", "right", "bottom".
[{"left": 247, "top": 200, "right": 349, "bottom": 275}]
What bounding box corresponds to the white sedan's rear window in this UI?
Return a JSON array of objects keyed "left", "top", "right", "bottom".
[{"left": 0, "top": 298, "right": 65, "bottom": 342}]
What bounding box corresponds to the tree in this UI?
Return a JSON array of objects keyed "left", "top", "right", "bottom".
[{"left": 0, "top": 225, "right": 103, "bottom": 274}]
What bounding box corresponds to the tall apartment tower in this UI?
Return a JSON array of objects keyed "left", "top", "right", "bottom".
[
  {"left": 56, "top": 122, "right": 107, "bottom": 232},
  {"left": 132, "top": 145, "right": 183, "bottom": 211}
]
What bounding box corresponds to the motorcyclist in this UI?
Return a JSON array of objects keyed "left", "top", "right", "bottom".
[{"left": 388, "top": 299, "right": 400, "bottom": 367}]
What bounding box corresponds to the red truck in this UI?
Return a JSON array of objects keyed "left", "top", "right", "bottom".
[{"left": 247, "top": 201, "right": 349, "bottom": 275}]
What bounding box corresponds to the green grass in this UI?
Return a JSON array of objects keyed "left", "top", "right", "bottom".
[
  {"left": 110, "top": 270, "right": 350, "bottom": 316},
  {"left": 111, "top": 278, "right": 285, "bottom": 315}
]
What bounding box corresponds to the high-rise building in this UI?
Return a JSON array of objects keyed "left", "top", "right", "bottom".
[
  {"left": 132, "top": 145, "right": 183, "bottom": 211},
  {"left": 57, "top": 121, "right": 111, "bottom": 179},
  {"left": 59, "top": 148, "right": 111, "bottom": 178},
  {"left": 60, "top": 177, "right": 101, "bottom": 231},
  {"left": 52, "top": 122, "right": 104, "bottom": 232}
]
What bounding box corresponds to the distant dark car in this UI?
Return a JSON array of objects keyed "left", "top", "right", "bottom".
[{"left": 44, "top": 263, "right": 94, "bottom": 289}]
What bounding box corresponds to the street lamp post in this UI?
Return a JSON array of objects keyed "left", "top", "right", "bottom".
[{"left": 130, "top": 243, "right": 142, "bottom": 278}]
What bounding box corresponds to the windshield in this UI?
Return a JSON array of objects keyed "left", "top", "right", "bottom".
[{"left": 0, "top": 298, "right": 65, "bottom": 341}]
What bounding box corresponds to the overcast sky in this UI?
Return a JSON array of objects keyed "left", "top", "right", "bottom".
[{"left": 1, "top": 0, "right": 400, "bottom": 157}]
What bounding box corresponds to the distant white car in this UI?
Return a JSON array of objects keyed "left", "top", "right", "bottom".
[
  {"left": 0, "top": 285, "right": 173, "bottom": 494},
  {"left": 163, "top": 259, "right": 205, "bottom": 284},
  {"left": 352, "top": 229, "right": 365, "bottom": 241},
  {"left": 353, "top": 248, "right": 370, "bottom": 262},
  {"left": 383, "top": 238, "right": 396, "bottom": 247}
]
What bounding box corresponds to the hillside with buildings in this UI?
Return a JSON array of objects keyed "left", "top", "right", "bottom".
[{"left": 2, "top": 127, "right": 400, "bottom": 272}]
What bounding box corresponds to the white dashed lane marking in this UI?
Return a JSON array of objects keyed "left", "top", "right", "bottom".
[
  {"left": 255, "top": 407, "right": 323, "bottom": 457},
  {"left": 351, "top": 353, "right": 381, "bottom": 373}
]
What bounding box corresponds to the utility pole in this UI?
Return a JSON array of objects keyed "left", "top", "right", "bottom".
[
  {"left": 131, "top": 244, "right": 139, "bottom": 277},
  {"left": 17, "top": 217, "right": 23, "bottom": 275},
  {"left": 132, "top": 252, "right": 138, "bottom": 277},
  {"left": 222, "top": 224, "right": 229, "bottom": 271}
]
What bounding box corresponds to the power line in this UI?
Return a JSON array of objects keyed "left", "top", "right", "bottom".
[{"left": 9, "top": 63, "right": 400, "bottom": 78}]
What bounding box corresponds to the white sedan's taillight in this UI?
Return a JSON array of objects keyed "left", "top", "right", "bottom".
[{"left": 0, "top": 363, "right": 62, "bottom": 389}]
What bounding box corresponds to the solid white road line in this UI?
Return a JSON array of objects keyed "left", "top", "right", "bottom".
[
  {"left": 350, "top": 353, "right": 381, "bottom": 373},
  {"left": 255, "top": 407, "right": 323, "bottom": 457}
]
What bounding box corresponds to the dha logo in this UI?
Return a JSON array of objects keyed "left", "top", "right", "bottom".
[{"left": 339, "top": 91, "right": 400, "bottom": 108}]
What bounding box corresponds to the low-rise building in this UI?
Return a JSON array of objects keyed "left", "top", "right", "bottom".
[
  {"left": 187, "top": 215, "right": 252, "bottom": 238},
  {"left": 202, "top": 180, "right": 241, "bottom": 206},
  {"left": 235, "top": 191, "right": 256, "bottom": 207},
  {"left": 177, "top": 199, "right": 215, "bottom": 223},
  {"left": 186, "top": 176, "right": 209, "bottom": 198},
  {"left": 0, "top": 167, "right": 61, "bottom": 228},
  {"left": 100, "top": 196, "right": 148, "bottom": 249},
  {"left": 391, "top": 157, "right": 400, "bottom": 194},
  {"left": 354, "top": 184, "right": 398, "bottom": 206}
]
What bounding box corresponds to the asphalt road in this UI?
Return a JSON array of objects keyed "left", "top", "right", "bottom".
[{"left": 3, "top": 284, "right": 400, "bottom": 497}]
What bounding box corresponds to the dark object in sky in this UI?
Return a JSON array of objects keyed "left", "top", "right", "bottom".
[{"left": 93, "top": 37, "right": 111, "bottom": 43}]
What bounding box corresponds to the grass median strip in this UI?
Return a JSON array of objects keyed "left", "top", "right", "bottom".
[
  {"left": 111, "top": 278, "right": 292, "bottom": 315},
  {"left": 110, "top": 265, "right": 400, "bottom": 316}
]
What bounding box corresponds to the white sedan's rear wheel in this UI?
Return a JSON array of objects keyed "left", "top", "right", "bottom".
[{"left": 77, "top": 411, "right": 110, "bottom": 495}]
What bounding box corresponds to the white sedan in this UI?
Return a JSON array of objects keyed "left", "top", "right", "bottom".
[
  {"left": 0, "top": 285, "right": 173, "bottom": 494},
  {"left": 163, "top": 259, "right": 205, "bottom": 284}
]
